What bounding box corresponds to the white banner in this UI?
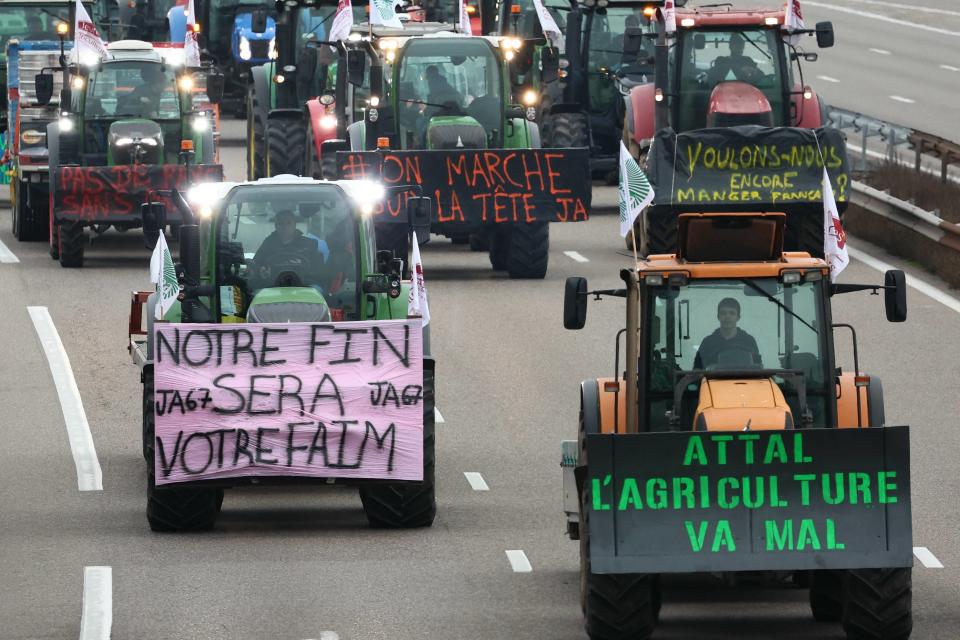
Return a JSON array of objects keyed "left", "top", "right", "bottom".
[
  {"left": 458, "top": 0, "right": 473, "bottom": 35},
  {"left": 531, "top": 0, "right": 562, "bottom": 51},
  {"left": 370, "top": 0, "right": 402, "bottom": 28},
  {"left": 822, "top": 168, "right": 849, "bottom": 281},
  {"left": 330, "top": 0, "right": 354, "bottom": 42},
  {"left": 184, "top": 0, "right": 201, "bottom": 67},
  {"left": 74, "top": 0, "right": 108, "bottom": 65}
]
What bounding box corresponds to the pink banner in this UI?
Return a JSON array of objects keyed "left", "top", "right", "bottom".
[{"left": 153, "top": 320, "right": 423, "bottom": 485}]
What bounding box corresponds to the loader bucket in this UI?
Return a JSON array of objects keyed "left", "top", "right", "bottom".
[
  {"left": 584, "top": 426, "right": 912, "bottom": 574},
  {"left": 336, "top": 148, "right": 592, "bottom": 228}
]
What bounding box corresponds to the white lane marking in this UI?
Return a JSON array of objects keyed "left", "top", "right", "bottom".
[
  {"left": 0, "top": 236, "right": 20, "bottom": 263},
  {"left": 889, "top": 95, "right": 915, "bottom": 104},
  {"left": 505, "top": 550, "right": 532, "bottom": 573},
  {"left": 464, "top": 472, "right": 490, "bottom": 491},
  {"left": 844, "top": 0, "right": 960, "bottom": 18},
  {"left": 804, "top": 2, "right": 960, "bottom": 38},
  {"left": 28, "top": 307, "right": 102, "bottom": 491},
  {"left": 434, "top": 407, "right": 445, "bottom": 423},
  {"left": 817, "top": 75, "right": 840, "bottom": 83},
  {"left": 304, "top": 634, "right": 340, "bottom": 640},
  {"left": 913, "top": 546, "right": 945, "bottom": 569},
  {"left": 941, "top": 64, "right": 960, "bottom": 72},
  {"left": 564, "top": 250, "right": 589, "bottom": 263},
  {"left": 79, "top": 566, "right": 112, "bottom": 640},
  {"left": 848, "top": 246, "right": 960, "bottom": 315},
  {"left": 868, "top": 47, "right": 891, "bottom": 55}
]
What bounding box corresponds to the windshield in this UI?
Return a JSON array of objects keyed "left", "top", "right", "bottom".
[
  {"left": 675, "top": 28, "right": 787, "bottom": 130},
  {"left": 585, "top": 7, "right": 655, "bottom": 72},
  {"left": 0, "top": 4, "right": 71, "bottom": 52},
  {"left": 396, "top": 38, "right": 502, "bottom": 147},
  {"left": 217, "top": 186, "right": 361, "bottom": 320},
  {"left": 646, "top": 278, "right": 827, "bottom": 430},
  {"left": 85, "top": 62, "right": 180, "bottom": 119},
  {"left": 502, "top": 0, "right": 568, "bottom": 37}
]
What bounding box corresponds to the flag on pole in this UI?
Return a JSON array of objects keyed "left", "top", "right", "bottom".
[
  {"left": 330, "top": 0, "right": 354, "bottom": 42},
  {"left": 458, "top": 0, "right": 473, "bottom": 35},
  {"left": 407, "top": 232, "right": 430, "bottom": 327},
  {"left": 74, "top": 0, "right": 108, "bottom": 65},
  {"left": 618, "top": 141, "right": 654, "bottom": 238},
  {"left": 822, "top": 168, "right": 849, "bottom": 281},
  {"left": 184, "top": 0, "right": 201, "bottom": 67},
  {"left": 370, "top": 0, "right": 402, "bottom": 28},
  {"left": 783, "top": 0, "right": 805, "bottom": 45},
  {"left": 531, "top": 0, "right": 563, "bottom": 51},
  {"left": 150, "top": 233, "right": 180, "bottom": 320},
  {"left": 662, "top": 0, "right": 677, "bottom": 34}
]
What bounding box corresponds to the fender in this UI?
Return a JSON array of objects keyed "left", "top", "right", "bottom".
[
  {"left": 545, "top": 102, "right": 585, "bottom": 116},
  {"left": 249, "top": 64, "right": 272, "bottom": 117},
  {"left": 792, "top": 86, "right": 824, "bottom": 128},
  {"left": 628, "top": 82, "right": 656, "bottom": 145},
  {"left": 836, "top": 372, "right": 883, "bottom": 428}
]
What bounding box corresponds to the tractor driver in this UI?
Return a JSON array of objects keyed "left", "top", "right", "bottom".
[
  {"left": 707, "top": 33, "right": 761, "bottom": 85},
  {"left": 694, "top": 297, "right": 763, "bottom": 369},
  {"left": 425, "top": 65, "right": 460, "bottom": 107},
  {"left": 26, "top": 15, "right": 46, "bottom": 40},
  {"left": 122, "top": 64, "right": 169, "bottom": 116},
  {"left": 252, "top": 210, "right": 324, "bottom": 285}
]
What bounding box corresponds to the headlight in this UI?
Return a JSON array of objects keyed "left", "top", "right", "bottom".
[
  {"left": 319, "top": 93, "right": 335, "bottom": 106},
  {"left": 379, "top": 38, "right": 398, "bottom": 51},
  {"left": 522, "top": 89, "right": 538, "bottom": 106},
  {"left": 504, "top": 49, "right": 515, "bottom": 61},
  {"left": 115, "top": 136, "right": 134, "bottom": 147},
  {"left": 178, "top": 75, "right": 194, "bottom": 91},
  {"left": 369, "top": 96, "right": 380, "bottom": 107},
  {"left": 268, "top": 38, "right": 277, "bottom": 60},
  {"left": 71, "top": 75, "right": 85, "bottom": 90},
  {"left": 142, "top": 137, "right": 159, "bottom": 147},
  {"left": 239, "top": 36, "right": 251, "bottom": 61},
  {"left": 192, "top": 116, "right": 209, "bottom": 132},
  {"left": 58, "top": 116, "right": 74, "bottom": 132},
  {"left": 320, "top": 115, "right": 337, "bottom": 130},
  {"left": 21, "top": 129, "right": 45, "bottom": 145}
]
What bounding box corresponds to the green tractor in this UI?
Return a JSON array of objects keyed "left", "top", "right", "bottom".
[
  {"left": 339, "top": 32, "right": 592, "bottom": 279},
  {"left": 129, "top": 175, "right": 436, "bottom": 531},
  {"left": 39, "top": 39, "right": 223, "bottom": 267}
]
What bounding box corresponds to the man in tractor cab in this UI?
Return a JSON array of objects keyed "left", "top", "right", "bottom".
[
  {"left": 425, "top": 65, "right": 460, "bottom": 108},
  {"left": 694, "top": 297, "right": 762, "bottom": 369},
  {"left": 121, "top": 64, "right": 169, "bottom": 117},
  {"left": 252, "top": 210, "right": 324, "bottom": 284},
  {"left": 707, "top": 33, "right": 761, "bottom": 85}
]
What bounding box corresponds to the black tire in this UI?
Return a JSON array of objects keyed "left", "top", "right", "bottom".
[
  {"left": 57, "top": 223, "right": 85, "bottom": 268},
  {"left": 359, "top": 365, "right": 436, "bottom": 529},
  {"left": 842, "top": 568, "right": 912, "bottom": 640},
  {"left": 468, "top": 231, "right": 489, "bottom": 252},
  {"left": 792, "top": 212, "right": 825, "bottom": 259},
  {"left": 809, "top": 570, "right": 844, "bottom": 623},
  {"left": 266, "top": 117, "right": 306, "bottom": 177},
  {"left": 320, "top": 150, "right": 338, "bottom": 180},
  {"left": 488, "top": 226, "right": 510, "bottom": 271},
  {"left": 641, "top": 210, "right": 676, "bottom": 257},
  {"left": 449, "top": 234, "right": 469, "bottom": 245},
  {"left": 545, "top": 111, "right": 589, "bottom": 149},
  {"left": 13, "top": 180, "right": 48, "bottom": 241},
  {"left": 144, "top": 373, "right": 223, "bottom": 532},
  {"left": 142, "top": 367, "right": 154, "bottom": 462},
  {"left": 580, "top": 465, "right": 657, "bottom": 639},
  {"left": 506, "top": 222, "right": 549, "bottom": 279},
  {"left": 246, "top": 88, "right": 266, "bottom": 181},
  {"left": 49, "top": 224, "right": 59, "bottom": 259}
]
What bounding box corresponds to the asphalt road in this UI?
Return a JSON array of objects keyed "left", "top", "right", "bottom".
[{"left": 1, "top": 137, "right": 959, "bottom": 639}]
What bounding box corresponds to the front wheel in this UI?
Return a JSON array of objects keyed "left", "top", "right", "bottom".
[
  {"left": 842, "top": 568, "right": 912, "bottom": 640},
  {"left": 58, "top": 223, "right": 85, "bottom": 268},
  {"left": 507, "top": 222, "right": 549, "bottom": 279}
]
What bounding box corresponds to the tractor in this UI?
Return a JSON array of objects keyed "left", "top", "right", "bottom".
[
  {"left": 562, "top": 211, "right": 913, "bottom": 640},
  {"left": 128, "top": 175, "right": 437, "bottom": 532},
  {"left": 39, "top": 39, "right": 224, "bottom": 267}
]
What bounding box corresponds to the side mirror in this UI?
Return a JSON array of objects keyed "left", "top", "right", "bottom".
[
  {"left": 178, "top": 224, "right": 202, "bottom": 286},
  {"left": 694, "top": 33, "right": 706, "bottom": 50},
  {"left": 251, "top": 8, "right": 268, "bottom": 34},
  {"left": 408, "top": 196, "right": 431, "bottom": 245},
  {"left": 564, "top": 276, "right": 588, "bottom": 330},
  {"left": 815, "top": 21, "right": 834, "bottom": 48},
  {"left": 35, "top": 73, "right": 54, "bottom": 106},
  {"left": 141, "top": 201, "right": 167, "bottom": 249},
  {"left": 540, "top": 46, "right": 559, "bottom": 84},
  {"left": 376, "top": 249, "right": 393, "bottom": 274},
  {"left": 205, "top": 72, "right": 225, "bottom": 104},
  {"left": 506, "top": 105, "right": 525, "bottom": 120},
  {"left": 884, "top": 269, "right": 907, "bottom": 322},
  {"left": 346, "top": 49, "right": 366, "bottom": 86}
]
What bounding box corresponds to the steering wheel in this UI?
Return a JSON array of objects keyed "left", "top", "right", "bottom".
[
  {"left": 254, "top": 251, "right": 316, "bottom": 287},
  {"left": 710, "top": 347, "right": 761, "bottom": 370}
]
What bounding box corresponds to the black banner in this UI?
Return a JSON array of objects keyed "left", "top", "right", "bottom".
[
  {"left": 586, "top": 426, "right": 912, "bottom": 574},
  {"left": 54, "top": 164, "right": 224, "bottom": 222},
  {"left": 647, "top": 126, "right": 850, "bottom": 214},
  {"left": 337, "top": 149, "right": 592, "bottom": 226}
]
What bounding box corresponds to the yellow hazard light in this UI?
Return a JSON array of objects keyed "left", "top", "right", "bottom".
[
  {"left": 56, "top": 22, "right": 69, "bottom": 35},
  {"left": 181, "top": 140, "right": 194, "bottom": 152},
  {"left": 377, "top": 137, "right": 390, "bottom": 149}
]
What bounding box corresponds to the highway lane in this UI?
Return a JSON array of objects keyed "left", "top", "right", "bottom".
[{"left": 1, "top": 142, "right": 960, "bottom": 638}]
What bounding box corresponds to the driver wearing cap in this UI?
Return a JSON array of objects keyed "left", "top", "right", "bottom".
[{"left": 253, "top": 210, "right": 323, "bottom": 281}]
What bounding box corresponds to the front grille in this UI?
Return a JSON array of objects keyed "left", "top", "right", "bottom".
[{"left": 249, "top": 40, "right": 270, "bottom": 60}]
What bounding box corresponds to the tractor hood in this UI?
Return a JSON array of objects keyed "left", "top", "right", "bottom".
[
  {"left": 426, "top": 115, "right": 486, "bottom": 150},
  {"left": 246, "top": 286, "right": 332, "bottom": 323},
  {"left": 234, "top": 12, "right": 275, "bottom": 41},
  {"left": 107, "top": 119, "right": 164, "bottom": 165},
  {"left": 694, "top": 377, "right": 794, "bottom": 431}
]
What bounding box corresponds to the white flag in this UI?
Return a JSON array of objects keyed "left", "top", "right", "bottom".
[
  {"left": 531, "top": 0, "right": 563, "bottom": 51},
  {"left": 822, "top": 168, "right": 849, "bottom": 281},
  {"left": 662, "top": 0, "right": 676, "bottom": 34},
  {"left": 783, "top": 0, "right": 805, "bottom": 45},
  {"left": 370, "top": 0, "right": 402, "bottom": 28},
  {"left": 618, "top": 141, "right": 654, "bottom": 238},
  {"left": 458, "top": 0, "right": 472, "bottom": 35},
  {"left": 74, "top": 0, "right": 108, "bottom": 65},
  {"left": 330, "top": 0, "right": 354, "bottom": 42},
  {"left": 150, "top": 233, "right": 180, "bottom": 320},
  {"left": 407, "top": 231, "right": 430, "bottom": 327},
  {"left": 184, "top": 0, "right": 201, "bottom": 67}
]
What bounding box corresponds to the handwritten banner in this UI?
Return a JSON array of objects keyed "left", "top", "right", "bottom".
[
  {"left": 153, "top": 320, "right": 424, "bottom": 485},
  {"left": 337, "top": 149, "right": 592, "bottom": 225},
  {"left": 54, "top": 164, "right": 223, "bottom": 221},
  {"left": 586, "top": 427, "right": 912, "bottom": 574},
  {"left": 647, "top": 127, "right": 850, "bottom": 213}
]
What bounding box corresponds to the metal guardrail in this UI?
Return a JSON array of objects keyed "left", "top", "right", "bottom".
[{"left": 850, "top": 181, "right": 960, "bottom": 253}]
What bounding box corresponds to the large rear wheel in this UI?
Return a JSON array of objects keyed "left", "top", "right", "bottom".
[
  {"left": 506, "top": 222, "right": 549, "bottom": 279},
  {"left": 809, "top": 570, "right": 844, "bottom": 622},
  {"left": 639, "top": 210, "right": 676, "bottom": 257},
  {"left": 57, "top": 222, "right": 85, "bottom": 268},
  {"left": 546, "top": 111, "right": 589, "bottom": 149},
  {"left": 13, "top": 180, "right": 48, "bottom": 241},
  {"left": 266, "top": 117, "right": 306, "bottom": 177},
  {"left": 842, "top": 568, "right": 912, "bottom": 640},
  {"left": 246, "top": 88, "right": 266, "bottom": 181}
]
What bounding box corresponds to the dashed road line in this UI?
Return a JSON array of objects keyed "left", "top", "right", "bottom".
[
  {"left": 564, "top": 250, "right": 589, "bottom": 263},
  {"left": 941, "top": 64, "right": 960, "bottom": 72},
  {"left": 79, "top": 566, "right": 112, "bottom": 640},
  {"left": 843, "top": 0, "right": 960, "bottom": 18},
  {"left": 848, "top": 246, "right": 960, "bottom": 315},
  {"left": 889, "top": 95, "right": 915, "bottom": 104},
  {"left": 434, "top": 407, "right": 445, "bottom": 423},
  {"left": 28, "top": 306, "right": 102, "bottom": 491},
  {"left": 0, "top": 236, "right": 20, "bottom": 263},
  {"left": 804, "top": 2, "right": 960, "bottom": 38},
  {"left": 463, "top": 472, "right": 489, "bottom": 491},
  {"left": 868, "top": 47, "right": 891, "bottom": 55},
  {"left": 305, "top": 633, "right": 340, "bottom": 640},
  {"left": 505, "top": 550, "right": 532, "bottom": 573},
  {"left": 817, "top": 75, "right": 840, "bottom": 83},
  {"left": 913, "top": 546, "right": 944, "bottom": 569}
]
